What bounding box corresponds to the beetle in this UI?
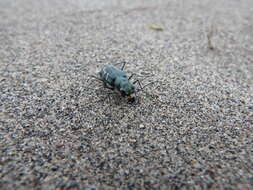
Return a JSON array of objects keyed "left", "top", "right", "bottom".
[{"left": 90, "top": 62, "right": 152, "bottom": 103}]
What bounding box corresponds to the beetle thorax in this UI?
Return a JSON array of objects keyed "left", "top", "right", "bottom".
[{"left": 115, "top": 77, "right": 135, "bottom": 96}]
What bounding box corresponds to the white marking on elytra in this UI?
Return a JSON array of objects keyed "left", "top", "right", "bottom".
[
  {"left": 102, "top": 67, "right": 106, "bottom": 75},
  {"left": 105, "top": 73, "right": 109, "bottom": 81}
]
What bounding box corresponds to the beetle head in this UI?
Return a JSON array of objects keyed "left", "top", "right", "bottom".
[{"left": 120, "top": 82, "right": 135, "bottom": 96}]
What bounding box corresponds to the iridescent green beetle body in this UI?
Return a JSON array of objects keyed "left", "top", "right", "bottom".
[
  {"left": 90, "top": 62, "right": 154, "bottom": 103},
  {"left": 99, "top": 65, "right": 135, "bottom": 101}
]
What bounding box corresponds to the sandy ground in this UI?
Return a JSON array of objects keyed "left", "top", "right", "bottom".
[{"left": 0, "top": 0, "right": 253, "bottom": 189}]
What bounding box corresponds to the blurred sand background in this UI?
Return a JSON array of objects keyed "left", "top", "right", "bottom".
[{"left": 0, "top": 0, "right": 253, "bottom": 189}]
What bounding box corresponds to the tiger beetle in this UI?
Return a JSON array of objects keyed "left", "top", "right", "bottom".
[{"left": 90, "top": 62, "right": 153, "bottom": 103}]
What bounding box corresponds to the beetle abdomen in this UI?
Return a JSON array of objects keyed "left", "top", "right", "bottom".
[{"left": 99, "top": 65, "right": 126, "bottom": 85}]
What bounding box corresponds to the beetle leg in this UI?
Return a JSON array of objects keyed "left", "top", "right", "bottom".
[
  {"left": 121, "top": 61, "right": 126, "bottom": 70},
  {"left": 114, "top": 61, "right": 127, "bottom": 70},
  {"left": 89, "top": 75, "right": 115, "bottom": 90},
  {"left": 128, "top": 73, "right": 135, "bottom": 80},
  {"left": 89, "top": 75, "right": 104, "bottom": 82},
  {"left": 133, "top": 79, "right": 143, "bottom": 90},
  {"left": 104, "top": 82, "right": 115, "bottom": 90},
  {"left": 136, "top": 81, "right": 156, "bottom": 92}
]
